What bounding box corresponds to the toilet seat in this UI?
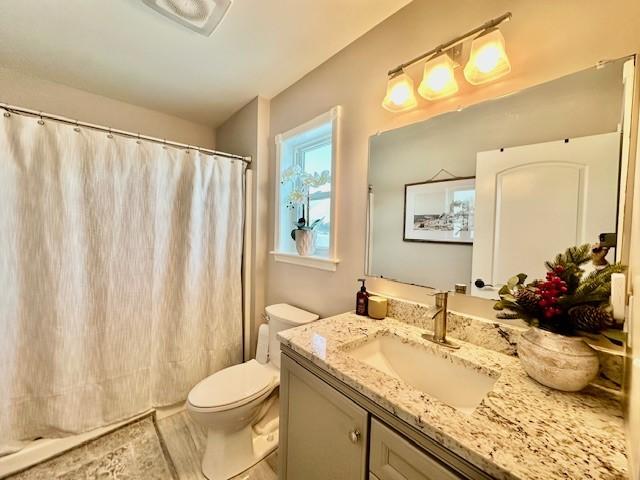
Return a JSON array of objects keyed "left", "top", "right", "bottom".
[{"left": 187, "top": 360, "right": 276, "bottom": 412}]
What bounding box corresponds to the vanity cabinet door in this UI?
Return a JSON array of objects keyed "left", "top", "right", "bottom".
[
  {"left": 279, "top": 354, "right": 369, "bottom": 480},
  {"left": 370, "top": 419, "right": 463, "bottom": 480}
]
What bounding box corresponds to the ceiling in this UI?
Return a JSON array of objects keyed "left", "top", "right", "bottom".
[{"left": 0, "top": 0, "right": 412, "bottom": 127}]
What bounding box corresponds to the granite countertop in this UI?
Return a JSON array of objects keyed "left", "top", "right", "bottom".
[{"left": 278, "top": 312, "right": 627, "bottom": 480}]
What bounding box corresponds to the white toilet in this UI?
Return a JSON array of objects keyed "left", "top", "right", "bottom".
[{"left": 186, "top": 303, "right": 319, "bottom": 480}]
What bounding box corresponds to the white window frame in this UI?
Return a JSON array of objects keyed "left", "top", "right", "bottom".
[{"left": 271, "top": 106, "right": 341, "bottom": 271}]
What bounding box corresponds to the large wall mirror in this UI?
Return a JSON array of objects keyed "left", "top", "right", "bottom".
[{"left": 367, "top": 56, "right": 635, "bottom": 299}]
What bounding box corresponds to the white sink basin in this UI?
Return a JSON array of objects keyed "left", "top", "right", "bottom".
[{"left": 345, "top": 335, "right": 497, "bottom": 414}]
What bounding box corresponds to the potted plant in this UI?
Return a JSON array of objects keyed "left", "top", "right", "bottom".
[
  {"left": 281, "top": 165, "right": 330, "bottom": 256},
  {"left": 290, "top": 208, "right": 323, "bottom": 256},
  {"left": 494, "top": 244, "right": 625, "bottom": 391}
]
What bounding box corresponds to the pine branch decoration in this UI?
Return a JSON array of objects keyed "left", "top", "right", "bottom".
[
  {"left": 544, "top": 243, "right": 592, "bottom": 294},
  {"left": 575, "top": 263, "right": 625, "bottom": 296},
  {"left": 494, "top": 243, "right": 626, "bottom": 335}
]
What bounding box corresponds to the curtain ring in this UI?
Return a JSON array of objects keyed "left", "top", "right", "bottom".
[
  {"left": 162, "top": 139, "right": 167, "bottom": 150},
  {"left": 73, "top": 120, "right": 80, "bottom": 133},
  {"left": 37, "top": 113, "right": 44, "bottom": 126},
  {"left": 107, "top": 128, "right": 113, "bottom": 139},
  {"left": 136, "top": 133, "right": 141, "bottom": 145},
  {"left": 3, "top": 111, "right": 10, "bottom": 118}
]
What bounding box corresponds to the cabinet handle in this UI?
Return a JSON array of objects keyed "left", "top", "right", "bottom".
[{"left": 348, "top": 429, "right": 361, "bottom": 444}]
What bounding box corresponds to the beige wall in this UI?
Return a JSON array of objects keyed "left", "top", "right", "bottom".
[
  {"left": 216, "top": 97, "right": 271, "bottom": 358},
  {"left": 266, "top": 0, "right": 640, "bottom": 319},
  {"left": 0, "top": 67, "right": 216, "bottom": 148}
]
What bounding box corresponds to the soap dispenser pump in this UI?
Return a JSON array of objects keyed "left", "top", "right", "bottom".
[{"left": 356, "top": 278, "right": 369, "bottom": 316}]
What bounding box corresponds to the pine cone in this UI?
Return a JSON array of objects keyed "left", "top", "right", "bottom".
[
  {"left": 514, "top": 288, "right": 541, "bottom": 312},
  {"left": 568, "top": 305, "right": 613, "bottom": 332}
]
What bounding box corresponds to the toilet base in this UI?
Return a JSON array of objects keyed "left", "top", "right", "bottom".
[{"left": 201, "top": 398, "right": 279, "bottom": 480}]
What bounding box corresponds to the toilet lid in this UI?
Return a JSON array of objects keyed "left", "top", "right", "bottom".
[
  {"left": 187, "top": 359, "right": 275, "bottom": 409},
  {"left": 266, "top": 303, "right": 319, "bottom": 325}
]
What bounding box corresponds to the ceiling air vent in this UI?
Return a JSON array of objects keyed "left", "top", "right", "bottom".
[{"left": 142, "top": 0, "right": 232, "bottom": 36}]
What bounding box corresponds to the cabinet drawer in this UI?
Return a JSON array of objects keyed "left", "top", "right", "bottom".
[{"left": 370, "top": 419, "right": 464, "bottom": 480}]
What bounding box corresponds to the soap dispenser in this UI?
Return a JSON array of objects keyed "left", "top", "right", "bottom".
[{"left": 356, "top": 278, "right": 369, "bottom": 316}]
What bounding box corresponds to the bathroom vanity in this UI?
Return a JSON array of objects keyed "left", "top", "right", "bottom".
[
  {"left": 276, "top": 54, "right": 634, "bottom": 480},
  {"left": 277, "top": 311, "right": 627, "bottom": 480},
  {"left": 278, "top": 346, "right": 487, "bottom": 480}
]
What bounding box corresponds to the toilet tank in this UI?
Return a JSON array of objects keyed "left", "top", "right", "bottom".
[{"left": 265, "top": 303, "right": 319, "bottom": 368}]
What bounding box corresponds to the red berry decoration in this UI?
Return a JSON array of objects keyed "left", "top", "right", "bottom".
[
  {"left": 535, "top": 270, "right": 568, "bottom": 319},
  {"left": 495, "top": 244, "right": 626, "bottom": 335}
]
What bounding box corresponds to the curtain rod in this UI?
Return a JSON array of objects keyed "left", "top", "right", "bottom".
[{"left": 0, "top": 103, "right": 252, "bottom": 164}]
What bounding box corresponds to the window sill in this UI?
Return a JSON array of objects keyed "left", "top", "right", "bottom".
[{"left": 270, "top": 251, "right": 340, "bottom": 272}]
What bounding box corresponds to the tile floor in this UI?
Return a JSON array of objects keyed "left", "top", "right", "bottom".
[{"left": 156, "top": 411, "right": 278, "bottom": 480}]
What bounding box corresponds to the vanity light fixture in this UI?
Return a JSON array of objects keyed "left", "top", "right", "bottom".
[
  {"left": 418, "top": 52, "right": 459, "bottom": 100},
  {"left": 382, "top": 71, "right": 418, "bottom": 112},
  {"left": 463, "top": 28, "right": 511, "bottom": 85},
  {"left": 382, "top": 12, "right": 512, "bottom": 112}
]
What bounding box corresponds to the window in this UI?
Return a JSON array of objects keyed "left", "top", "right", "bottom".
[{"left": 272, "top": 107, "right": 341, "bottom": 271}]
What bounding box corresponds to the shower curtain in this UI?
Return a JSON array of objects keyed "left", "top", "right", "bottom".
[{"left": 0, "top": 112, "right": 245, "bottom": 451}]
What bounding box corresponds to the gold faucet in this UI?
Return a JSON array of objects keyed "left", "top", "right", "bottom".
[{"left": 421, "top": 291, "right": 460, "bottom": 349}]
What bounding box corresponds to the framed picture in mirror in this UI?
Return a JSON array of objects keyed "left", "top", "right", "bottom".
[{"left": 403, "top": 176, "right": 475, "bottom": 244}]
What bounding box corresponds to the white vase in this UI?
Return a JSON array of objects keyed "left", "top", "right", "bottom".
[
  {"left": 517, "top": 327, "right": 599, "bottom": 392},
  {"left": 294, "top": 229, "right": 316, "bottom": 256}
]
